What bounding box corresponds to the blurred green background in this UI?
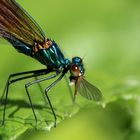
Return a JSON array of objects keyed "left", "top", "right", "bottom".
[{"left": 0, "top": 0, "right": 140, "bottom": 140}]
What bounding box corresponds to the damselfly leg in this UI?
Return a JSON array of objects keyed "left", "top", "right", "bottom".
[
  {"left": 44, "top": 73, "right": 65, "bottom": 127},
  {"left": 0, "top": 69, "right": 49, "bottom": 104},
  {"left": 25, "top": 72, "right": 59, "bottom": 126},
  {"left": 1, "top": 69, "right": 58, "bottom": 126}
]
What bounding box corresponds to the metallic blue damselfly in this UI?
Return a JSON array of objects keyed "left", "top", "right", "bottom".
[{"left": 0, "top": 0, "right": 102, "bottom": 127}]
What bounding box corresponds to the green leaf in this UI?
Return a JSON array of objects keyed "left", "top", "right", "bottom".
[{"left": 1, "top": 0, "right": 140, "bottom": 139}]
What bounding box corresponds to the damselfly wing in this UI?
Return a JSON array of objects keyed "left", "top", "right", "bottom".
[{"left": 0, "top": 0, "right": 102, "bottom": 127}]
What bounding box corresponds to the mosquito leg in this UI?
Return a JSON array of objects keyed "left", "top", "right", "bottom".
[{"left": 64, "top": 75, "right": 74, "bottom": 103}]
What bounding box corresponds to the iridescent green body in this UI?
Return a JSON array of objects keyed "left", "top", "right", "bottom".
[
  {"left": 0, "top": 0, "right": 102, "bottom": 127},
  {"left": 33, "top": 41, "right": 70, "bottom": 70},
  {"left": 0, "top": 0, "right": 102, "bottom": 101}
]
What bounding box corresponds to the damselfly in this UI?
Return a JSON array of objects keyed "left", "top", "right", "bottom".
[{"left": 0, "top": 0, "right": 102, "bottom": 126}]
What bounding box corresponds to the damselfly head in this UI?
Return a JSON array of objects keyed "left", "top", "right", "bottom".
[
  {"left": 70, "top": 57, "right": 85, "bottom": 78},
  {"left": 69, "top": 57, "right": 102, "bottom": 101}
]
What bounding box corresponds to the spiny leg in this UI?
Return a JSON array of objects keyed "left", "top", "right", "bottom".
[
  {"left": 24, "top": 72, "right": 59, "bottom": 126},
  {"left": 34, "top": 77, "right": 48, "bottom": 107},
  {"left": 34, "top": 77, "right": 44, "bottom": 94},
  {"left": 1, "top": 69, "right": 52, "bottom": 125},
  {"left": 25, "top": 85, "right": 37, "bottom": 126},
  {"left": 1, "top": 80, "right": 10, "bottom": 125},
  {"left": 0, "top": 69, "right": 48, "bottom": 104},
  {"left": 44, "top": 73, "right": 65, "bottom": 127}
]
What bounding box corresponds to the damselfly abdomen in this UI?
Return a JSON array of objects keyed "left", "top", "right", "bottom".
[{"left": 0, "top": 0, "right": 102, "bottom": 127}]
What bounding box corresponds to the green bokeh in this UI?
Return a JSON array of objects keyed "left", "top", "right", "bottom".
[{"left": 0, "top": 0, "right": 140, "bottom": 140}]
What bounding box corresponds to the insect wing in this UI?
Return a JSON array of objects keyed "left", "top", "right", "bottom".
[
  {"left": 77, "top": 78, "right": 102, "bottom": 101},
  {"left": 0, "top": 0, "right": 45, "bottom": 46}
]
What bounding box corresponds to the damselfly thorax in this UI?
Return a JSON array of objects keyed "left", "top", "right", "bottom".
[{"left": 0, "top": 0, "right": 102, "bottom": 127}]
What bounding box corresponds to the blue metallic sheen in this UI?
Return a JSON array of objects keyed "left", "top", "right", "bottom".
[
  {"left": 72, "top": 57, "right": 85, "bottom": 75},
  {"left": 6, "top": 36, "right": 32, "bottom": 56},
  {"left": 33, "top": 41, "right": 70, "bottom": 70}
]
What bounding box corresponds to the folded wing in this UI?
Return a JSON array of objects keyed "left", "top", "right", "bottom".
[{"left": 0, "top": 0, "right": 45, "bottom": 47}]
